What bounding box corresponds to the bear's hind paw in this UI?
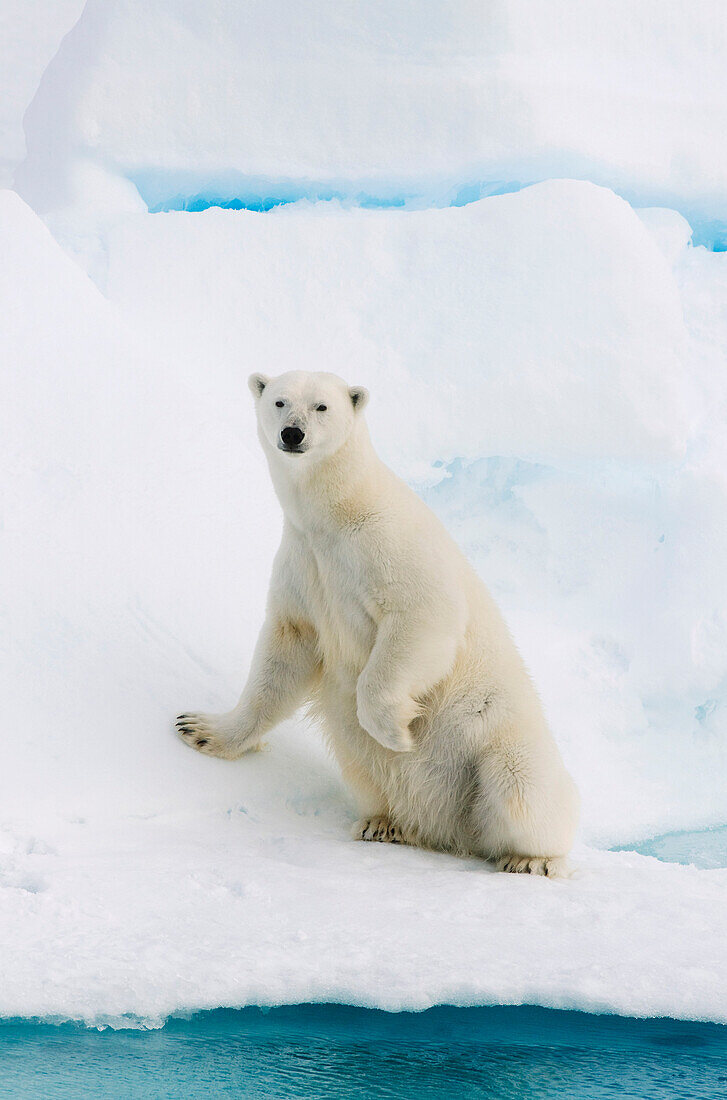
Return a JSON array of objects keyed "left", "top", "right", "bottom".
[
  {"left": 353, "top": 816, "right": 407, "bottom": 845},
  {"left": 497, "top": 854, "right": 573, "bottom": 878}
]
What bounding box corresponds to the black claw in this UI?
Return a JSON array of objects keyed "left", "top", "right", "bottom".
[{"left": 196, "top": 739, "right": 208, "bottom": 747}]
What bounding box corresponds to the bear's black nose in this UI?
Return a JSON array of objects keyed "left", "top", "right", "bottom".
[{"left": 280, "top": 425, "right": 305, "bottom": 449}]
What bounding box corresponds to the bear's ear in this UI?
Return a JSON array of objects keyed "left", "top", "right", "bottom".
[
  {"left": 248, "top": 373, "right": 270, "bottom": 399},
  {"left": 349, "top": 386, "right": 369, "bottom": 412}
]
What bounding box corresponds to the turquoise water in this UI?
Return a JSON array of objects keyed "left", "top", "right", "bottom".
[
  {"left": 1, "top": 1005, "right": 725, "bottom": 1099},
  {"left": 619, "top": 825, "right": 727, "bottom": 869}
]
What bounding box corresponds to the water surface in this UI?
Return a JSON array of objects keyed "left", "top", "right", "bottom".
[
  {"left": 1, "top": 1004, "right": 725, "bottom": 1099},
  {"left": 619, "top": 825, "right": 727, "bottom": 869}
]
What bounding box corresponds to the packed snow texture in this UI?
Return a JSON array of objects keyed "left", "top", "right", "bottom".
[
  {"left": 13, "top": 0, "right": 727, "bottom": 229},
  {"left": 2, "top": 0, "right": 727, "bottom": 1027},
  {"left": 3, "top": 799, "right": 726, "bottom": 1028}
]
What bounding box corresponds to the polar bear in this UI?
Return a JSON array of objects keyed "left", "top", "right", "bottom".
[{"left": 177, "top": 371, "right": 579, "bottom": 875}]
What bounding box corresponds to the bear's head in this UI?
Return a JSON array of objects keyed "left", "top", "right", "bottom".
[{"left": 248, "top": 370, "right": 369, "bottom": 465}]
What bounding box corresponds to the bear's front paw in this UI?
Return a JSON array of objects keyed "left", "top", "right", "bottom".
[
  {"left": 356, "top": 685, "right": 418, "bottom": 753},
  {"left": 175, "top": 713, "right": 254, "bottom": 760},
  {"left": 356, "top": 702, "right": 414, "bottom": 752},
  {"left": 365, "top": 721, "right": 414, "bottom": 753}
]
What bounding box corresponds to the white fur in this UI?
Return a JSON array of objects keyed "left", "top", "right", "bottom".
[{"left": 177, "top": 371, "right": 579, "bottom": 876}]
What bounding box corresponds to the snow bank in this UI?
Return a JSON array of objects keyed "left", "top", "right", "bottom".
[
  {"left": 103, "top": 180, "right": 696, "bottom": 470},
  {"left": 3, "top": 800, "right": 726, "bottom": 1027},
  {"left": 0, "top": 188, "right": 276, "bottom": 823},
  {"left": 14, "top": 0, "right": 727, "bottom": 229},
  {"left": 0, "top": 0, "right": 84, "bottom": 186}
]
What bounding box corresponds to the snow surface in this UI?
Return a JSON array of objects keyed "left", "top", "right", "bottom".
[
  {"left": 3, "top": 788, "right": 726, "bottom": 1028},
  {"left": 2, "top": 1, "right": 727, "bottom": 1029}
]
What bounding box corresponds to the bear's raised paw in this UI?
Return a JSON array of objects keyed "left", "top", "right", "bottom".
[{"left": 175, "top": 713, "right": 258, "bottom": 759}]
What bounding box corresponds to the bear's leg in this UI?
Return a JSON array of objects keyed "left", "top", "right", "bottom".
[
  {"left": 473, "top": 731, "right": 578, "bottom": 878},
  {"left": 177, "top": 615, "right": 320, "bottom": 759},
  {"left": 318, "top": 696, "right": 414, "bottom": 848},
  {"left": 356, "top": 609, "right": 460, "bottom": 752}
]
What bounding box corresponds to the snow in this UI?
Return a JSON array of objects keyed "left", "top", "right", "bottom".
[
  {"left": 102, "top": 181, "right": 697, "bottom": 469},
  {"left": 0, "top": 189, "right": 275, "bottom": 824},
  {"left": 2, "top": 178, "right": 727, "bottom": 1025},
  {"left": 13, "top": 0, "right": 727, "bottom": 235},
  {"left": 2, "top": 1, "right": 727, "bottom": 1029},
  {"left": 3, "top": 787, "right": 726, "bottom": 1028},
  {"left": 0, "top": 0, "right": 84, "bottom": 186}
]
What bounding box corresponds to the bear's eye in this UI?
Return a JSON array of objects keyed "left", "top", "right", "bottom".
[
  {"left": 316, "top": 404, "right": 327, "bottom": 412},
  {"left": 275, "top": 400, "right": 284, "bottom": 408}
]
